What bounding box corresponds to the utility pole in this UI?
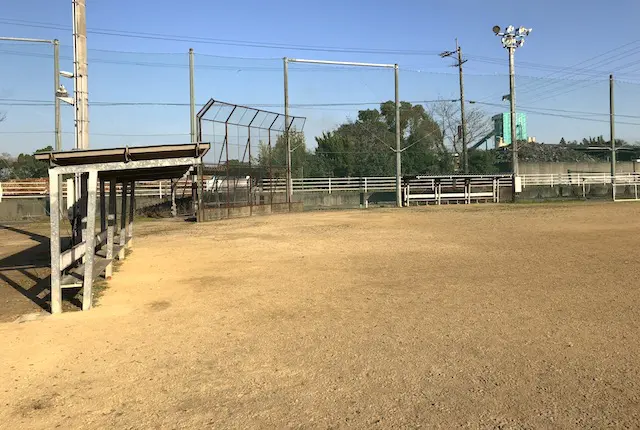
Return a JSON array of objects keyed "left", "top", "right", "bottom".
[
  {"left": 457, "top": 40, "right": 468, "bottom": 174},
  {"left": 492, "top": 25, "right": 532, "bottom": 179},
  {"left": 189, "top": 48, "right": 196, "bottom": 143},
  {"left": 610, "top": 74, "right": 616, "bottom": 198},
  {"left": 283, "top": 57, "right": 292, "bottom": 204},
  {"left": 53, "top": 40, "right": 61, "bottom": 151},
  {"left": 73, "top": 0, "right": 89, "bottom": 149},
  {"left": 440, "top": 41, "right": 468, "bottom": 173}
]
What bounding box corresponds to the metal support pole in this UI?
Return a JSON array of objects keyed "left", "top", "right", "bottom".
[
  {"left": 49, "top": 171, "right": 62, "bottom": 314},
  {"left": 395, "top": 64, "right": 402, "bottom": 208},
  {"left": 509, "top": 46, "right": 518, "bottom": 176},
  {"left": 284, "top": 57, "right": 292, "bottom": 204},
  {"left": 53, "top": 39, "right": 61, "bottom": 151},
  {"left": 610, "top": 74, "right": 616, "bottom": 188},
  {"left": 82, "top": 170, "right": 98, "bottom": 311},
  {"left": 189, "top": 48, "right": 196, "bottom": 143},
  {"left": 457, "top": 40, "right": 468, "bottom": 174}
]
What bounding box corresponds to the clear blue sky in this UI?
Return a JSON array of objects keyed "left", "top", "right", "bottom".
[{"left": 2, "top": 0, "right": 640, "bottom": 157}]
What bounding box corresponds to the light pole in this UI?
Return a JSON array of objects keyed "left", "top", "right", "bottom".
[
  {"left": 0, "top": 37, "right": 62, "bottom": 151},
  {"left": 492, "top": 25, "right": 532, "bottom": 177}
]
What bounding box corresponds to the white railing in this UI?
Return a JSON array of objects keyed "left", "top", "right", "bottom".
[
  {"left": 520, "top": 172, "right": 640, "bottom": 187},
  {"left": 0, "top": 179, "right": 195, "bottom": 200},
  {"left": 3, "top": 173, "right": 640, "bottom": 200},
  {"left": 263, "top": 177, "right": 397, "bottom": 193}
]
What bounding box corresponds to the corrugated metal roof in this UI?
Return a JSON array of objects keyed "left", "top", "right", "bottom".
[{"left": 34, "top": 143, "right": 210, "bottom": 166}]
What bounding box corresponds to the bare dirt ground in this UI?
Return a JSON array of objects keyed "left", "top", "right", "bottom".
[{"left": 1, "top": 203, "right": 640, "bottom": 429}]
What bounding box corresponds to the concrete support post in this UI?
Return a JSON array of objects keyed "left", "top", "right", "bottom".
[
  {"left": 99, "top": 179, "right": 106, "bottom": 233},
  {"left": 106, "top": 178, "right": 116, "bottom": 278},
  {"left": 82, "top": 170, "right": 98, "bottom": 311},
  {"left": 119, "top": 181, "right": 128, "bottom": 259},
  {"left": 127, "top": 181, "right": 135, "bottom": 249},
  {"left": 49, "top": 170, "right": 62, "bottom": 314},
  {"left": 66, "top": 178, "right": 74, "bottom": 210},
  {"left": 171, "top": 179, "right": 177, "bottom": 217}
]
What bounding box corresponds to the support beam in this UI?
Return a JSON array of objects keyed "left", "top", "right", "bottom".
[
  {"left": 82, "top": 170, "right": 98, "bottom": 311},
  {"left": 127, "top": 181, "right": 135, "bottom": 249},
  {"left": 106, "top": 179, "right": 116, "bottom": 278},
  {"left": 50, "top": 157, "right": 201, "bottom": 175},
  {"left": 80, "top": 173, "right": 88, "bottom": 260},
  {"left": 171, "top": 179, "right": 177, "bottom": 217},
  {"left": 66, "top": 178, "right": 74, "bottom": 210},
  {"left": 99, "top": 179, "right": 106, "bottom": 233},
  {"left": 119, "top": 181, "right": 128, "bottom": 259},
  {"left": 49, "top": 171, "right": 62, "bottom": 314},
  {"left": 197, "top": 162, "right": 204, "bottom": 222}
]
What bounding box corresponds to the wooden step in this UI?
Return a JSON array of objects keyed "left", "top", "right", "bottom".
[
  {"left": 61, "top": 256, "right": 112, "bottom": 289},
  {"left": 96, "top": 244, "right": 124, "bottom": 260}
]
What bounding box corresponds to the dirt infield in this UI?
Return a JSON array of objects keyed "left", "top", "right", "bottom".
[{"left": 1, "top": 203, "right": 640, "bottom": 428}]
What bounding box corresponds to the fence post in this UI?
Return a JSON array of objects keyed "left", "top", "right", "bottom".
[
  {"left": 159, "top": 181, "right": 163, "bottom": 199},
  {"left": 329, "top": 177, "right": 332, "bottom": 194}
]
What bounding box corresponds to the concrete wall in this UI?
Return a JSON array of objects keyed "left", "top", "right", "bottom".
[
  {"left": 0, "top": 198, "right": 49, "bottom": 221},
  {"left": 202, "top": 202, "right": 304, "bottom": 221},
  {"left": 515, "top": 184, "right": 639, "bottom": 201},
  {"left": 0, "top": 196, "right": 170, "bottom": 222},
  {"left": 520, "top": 161, "right": 637, "bottom": 174}
]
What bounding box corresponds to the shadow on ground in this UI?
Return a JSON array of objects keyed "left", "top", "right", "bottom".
[{"left": 0, "top": 224, "right": 81, "bottom": 320}]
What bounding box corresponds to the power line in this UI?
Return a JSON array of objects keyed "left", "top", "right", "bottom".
[
  {"left": 0, "top": 17, "right": 443, "bottom": 56},
  {"left": 477, "top": 41, "right": 640, "bottom": 104}
]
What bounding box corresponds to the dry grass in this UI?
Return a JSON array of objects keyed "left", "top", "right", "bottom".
[{"left": 1, "top": 202, "right": 640, "bottom": 428}]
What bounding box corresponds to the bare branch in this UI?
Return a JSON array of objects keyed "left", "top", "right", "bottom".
[{"left": 429, "top": 99, "right": 493, "bottom": 152}]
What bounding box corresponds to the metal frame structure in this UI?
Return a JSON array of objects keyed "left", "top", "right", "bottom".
[
  {"left": 283, "top": 58, "right": 403, "bottom": 206},
  {"left": 35, "top": 143, "right": 209, "bottom": 314},
  {"left": 196, "top": 99, "right": 305, "bottom": 215}
]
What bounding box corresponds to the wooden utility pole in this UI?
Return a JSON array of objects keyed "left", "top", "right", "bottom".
[
  {"left": 456, "top": 39, "right": 468, "bottom": 173},
  {"left": 441, "top": 41, "right": 468, "bottom": 173}
]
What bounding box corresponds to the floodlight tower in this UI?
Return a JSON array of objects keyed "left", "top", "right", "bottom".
[{"left": 492, "top": 25, "right": 532, "bottom": 176}]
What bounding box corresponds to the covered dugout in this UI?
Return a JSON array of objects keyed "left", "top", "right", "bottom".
[{"left": 35, "top": 143, "right": 210, "bottom": 314}]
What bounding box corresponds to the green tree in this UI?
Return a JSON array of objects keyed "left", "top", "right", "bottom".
[
  {"left": 255, "top": 132, "right": 309, "bottom": 178},
  {"left": 11, "top": 146, "right": 52, "bottom": 179},
  {"left": 314, "top": 101, "right": 446, "bottom": 177}
]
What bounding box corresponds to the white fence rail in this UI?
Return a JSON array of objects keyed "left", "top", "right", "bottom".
[
  {"left": 3, "top": 173, "right": 640, "bottom": 201},
  {"left": 263, "top": 176, "right": 398, "bottom": 193},
  {"left": 521, "top": 172, "right": 640, "bottom": 187}
]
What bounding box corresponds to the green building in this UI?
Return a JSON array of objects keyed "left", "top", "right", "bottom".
[{"left": 492, "top": 113, "right": 527, "bottom": 147}]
